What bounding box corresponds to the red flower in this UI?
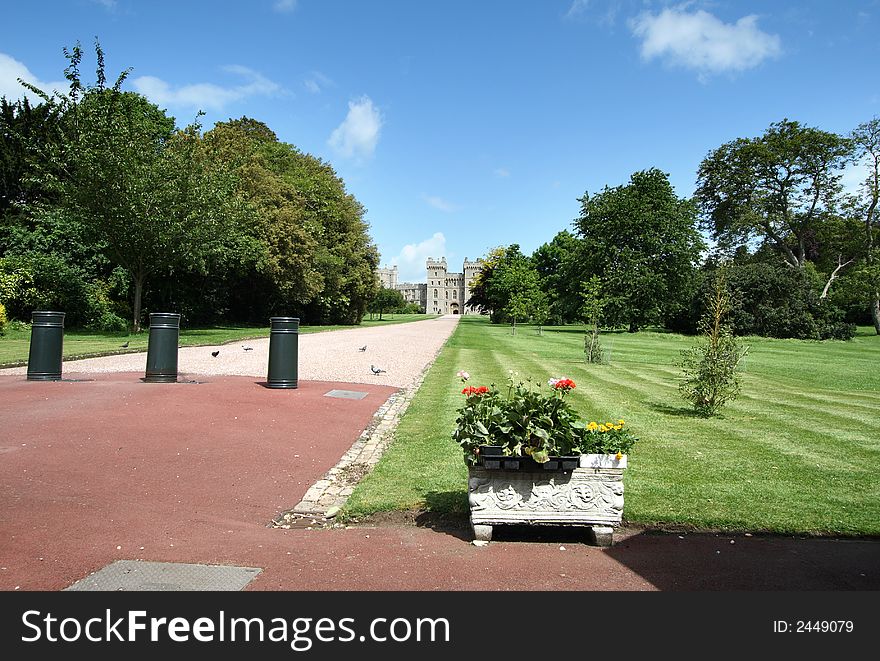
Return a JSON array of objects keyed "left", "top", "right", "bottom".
[
  {"left": 553, "top": 378, "right": 576, "bottom": 391},
  {"left": 462, "top": 385, "right": 489, "bottom": 396}
]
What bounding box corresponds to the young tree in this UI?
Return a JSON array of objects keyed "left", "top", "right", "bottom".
[
  {"left": 579, "top": 275, "right": 604, "bottom": 363},
  {"left": 679, "top": 269, "right": 749, "bottom": 417},
  {"left": 696, "top": 119, "right": 853, "bottom": 269}
]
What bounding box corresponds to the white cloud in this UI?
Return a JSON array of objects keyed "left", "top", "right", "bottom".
[
  {"left": 422, "top": 194, "right": 459, "bottom": 212},
  {"left": 274, "top": 0, "right": 297, "bottom": 13},
  {"left": 131, "top": 65, "right": 281, "bottom": 111},
  {"left": 494, "top": 167, "right": 510, "bottom": 178},
  {"left": 0, "top": 53, "right": 68, "bottom": 102},
  {"left": 389, "top": 232, "right": 447, "bottom": 282},
  {"left": 565, "top": 0, "right": 590, "bottom": 20},
  {"left": 303, "top": 70, "right": 334, "bottom": 94},
  {"left": 630, "top": 6, "right": 781, "bottom": 78},
  {"left": 328, "top": 95, "right": 383, "bottom": 161},
  {"left": 92, "top": 0, "right": 117, "bottom": 9}
]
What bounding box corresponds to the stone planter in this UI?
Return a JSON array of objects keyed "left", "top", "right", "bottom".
[{"left": 468, "top": 454, "right": 626, "bottom": 546}]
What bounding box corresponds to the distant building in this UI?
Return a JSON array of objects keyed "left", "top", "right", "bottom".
[
  {"left": 376, "top": 265, "right": 398, "bottom": 289},
  {"left": 375, "top": 257, "right": 482, "bottom": 314},
  {"left": 426, "top": 257, "right": 483, "bottom": 315},
  {"left": 397, "top": 282, "right": 427, "bottom": 310}
]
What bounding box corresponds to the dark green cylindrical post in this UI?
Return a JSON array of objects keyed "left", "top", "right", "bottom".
[
  {"left": 267, "top": 316, "right": 299, "bottom": 389},
  {"left": 144, "top": 312, "right": 180, "bottom": 383},
  {"left": 26, "top": 311, "right": 65, "bottom": 381}
]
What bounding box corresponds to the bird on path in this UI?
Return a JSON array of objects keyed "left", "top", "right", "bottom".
[
  {"left": 211, "top": 350, "right": 220, "bottom": 358},
  {"left": 358, "top": 345, "right": 367, "bottom": 352},
  {"left": 370, "top": 365, "right": 386, "bottom": 375},
  {"left": 242, "top": 346, "right": 253, "bottom": 351},
  {"left": 120, "top": 341, "right": 129, "bottom": 348}
]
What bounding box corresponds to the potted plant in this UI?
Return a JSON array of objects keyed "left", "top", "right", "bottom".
[{"left": 452, "top": 370, "right": 638, "bottom": 546}]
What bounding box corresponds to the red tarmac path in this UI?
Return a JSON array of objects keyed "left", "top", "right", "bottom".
[{"left": 1, "top": 373, "right": 877, "bottom": 591}]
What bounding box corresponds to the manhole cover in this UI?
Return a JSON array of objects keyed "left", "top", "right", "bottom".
[
  {"left": 323, "top": 389, "right": 368, "bottom": 400},
  {"left": 65, "top": 560, "right": 262, "bottom": 591}
]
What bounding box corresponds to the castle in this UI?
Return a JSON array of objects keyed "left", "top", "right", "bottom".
[{"left": 376, "top": 257, "right": 483, "bottom": 315}]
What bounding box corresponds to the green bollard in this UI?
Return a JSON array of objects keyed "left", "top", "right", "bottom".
[
  {"left": 144, "top": 312, "right": 180, "bottom": 383},
  {"left": 26, "top": 311, "right": 65, "bottom": 381},
  {"left": 266, "top": 317, "right": 299, "bottom": 389}
]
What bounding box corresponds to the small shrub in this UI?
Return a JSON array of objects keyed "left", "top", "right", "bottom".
[
  {"left": 0, "top": 302, "right": 7, "bottom": 336},
  {"left": 89, "top": 310, "right": 128, "bottom": 332},
  {"left": 679, "top": 269, "right": 749, "bottom": 417}
]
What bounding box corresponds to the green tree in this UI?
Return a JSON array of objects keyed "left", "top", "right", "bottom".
[
  {"left": 696, "top": 119, "right": 853, "bottom": 269},
  {"left": 532, "top": 230, "right": 581, "bottom": 323},
  {"left": 579, "top": 275, "right": 604, "bottom": 363},
  {"left": 465, "top": 246, "right": 505, "bottom": 318},
  {"left": 679, "top": 269, "right": 749, "bottom": 417},
  {"left": 21, "top": 42, "right": 247, "bottom": 331},
  {"left": 850, "top": 117, "right": 880, "bottom": 333},
  {"left": 368, "top": 286, "right": 405, "bottom": 320},
  {"left": 573, "top": 168, "right": 704, "bottom": 331}
]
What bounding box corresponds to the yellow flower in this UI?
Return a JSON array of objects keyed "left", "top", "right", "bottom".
[
  {"left": 606, "top": 422, "right": 615, "bottom": 428},
  {"left": 618, "top": 419, "right": 625, "bottom": 425},
  {"left": 614, "top": 425, "right": 623, "bottom": 431},
  {"left": 599, "top": 424, "right": 608, "bottom": 432},
  {"left": 587, "top": 421, "right": 598, "bottom": 431},
  {"left": 615, "top": 451, "right": 623, "bottom": 460}
]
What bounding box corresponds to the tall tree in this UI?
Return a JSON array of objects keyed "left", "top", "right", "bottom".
[
  {"left": 21, "top": 42, "right": 246, "bottom": 331},
  {"left": 696, "top": 119, "right": 852, "bottom": 268},
  {"left": 850, "top": 117, "right": 880, "bottom": 333},
  {"left": 573, "top": 168, "right": 704, "bottom": 331},
  {"left": 532, "top": 230, "right": 581, "bottom": 323}
]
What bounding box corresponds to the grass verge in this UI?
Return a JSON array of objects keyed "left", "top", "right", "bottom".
[{"left": 344, "top": 317, "right": 880, "bottom": 536}]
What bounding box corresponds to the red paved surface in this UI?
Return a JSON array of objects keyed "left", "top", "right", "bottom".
[{"left": 1, "top": 372, "right": 877, "bottom": 591}]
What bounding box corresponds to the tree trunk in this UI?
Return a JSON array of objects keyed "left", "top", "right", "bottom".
[
  {"left": 512, "top": 318, "right": 516, "bottom": 335},
  {"left": 132, "top": 273, "right": 145, "bottom": 333},
  {"left": 872, "top": 292, "right": 880, "bottom": 335}
]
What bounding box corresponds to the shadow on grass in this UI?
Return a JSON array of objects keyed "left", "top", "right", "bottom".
[
  {"left": 647, "top": 401, "right": 706, "bottom": 418},
  {"left": 413, "top": 491, "right": 471, "bottom": 542}
]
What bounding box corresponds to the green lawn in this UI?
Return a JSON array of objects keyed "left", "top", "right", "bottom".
[
  {"left": 344, "top": 316, "right": 880, "bottom": 536},
  {"left": 0, "top": 314, "right": 437, "bottom": 367}
]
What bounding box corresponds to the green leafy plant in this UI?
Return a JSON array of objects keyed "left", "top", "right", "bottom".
[
  {"left": 452, "top": 370, "right": 637, "bottom": 465},
  {"left": 679, "top": 268, "right": 749, "bottom": 416}
]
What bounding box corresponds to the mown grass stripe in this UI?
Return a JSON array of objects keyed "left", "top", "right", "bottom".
[{"left": 344, "top": 317, "right": 880, "bottom": 535}]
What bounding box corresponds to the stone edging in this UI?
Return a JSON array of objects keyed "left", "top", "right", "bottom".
[{"left": 272, "top": 330, "right": 448, "bottom": 526}]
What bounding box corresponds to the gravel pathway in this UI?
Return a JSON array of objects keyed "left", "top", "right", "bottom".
[{"left": 1, "top": 316, "right": 460, "bottom": 389}]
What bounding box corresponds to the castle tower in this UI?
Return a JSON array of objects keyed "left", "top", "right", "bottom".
[
  {"left": 462, "top": 257, "right": 483, "bottom": 314},
  {"left": 425, "top": 256, "right": 483, "bottom": 315},
  {"left": 426, "top": 257, "right": 448, "bottom": 314}
]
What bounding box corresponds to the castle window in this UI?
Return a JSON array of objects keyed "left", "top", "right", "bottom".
[
  {"left": 453, "top": 290, "right": 457, "bottom": 299},
  {"left": 434, "top": 289, "right": 438, "bottom": 298}
]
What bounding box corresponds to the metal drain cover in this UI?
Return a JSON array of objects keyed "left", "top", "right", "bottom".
[
  {"left": 65, "top": 560, "right": 262, "bottom": 591},
  {"left": 323, "top": 389, "right": 368, "bottom": 400}
]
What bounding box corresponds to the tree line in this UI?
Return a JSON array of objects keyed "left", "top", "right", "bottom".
[
  {"left": 468, "top": 117, "right": 880, "bottom": 340},
  {"left": 0, "top": 42, "right": 379, "bottom": 332}
]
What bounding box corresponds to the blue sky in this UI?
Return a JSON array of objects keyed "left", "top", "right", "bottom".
[{"left": 2, "top": 1, "right": 878, "bottom": 282}]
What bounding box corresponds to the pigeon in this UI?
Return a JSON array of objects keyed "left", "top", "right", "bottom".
[
  {"left": 120, "top": 341, "right": 129, "bottom": 348},
  {"left": 242, "top": 346, "right": 253, "bottom": 351},
  {"left": 370, "top": 365, "right": 386, "bottom": 375},
  {"left": 211, "top": 350, "right": 220, "bottom": 358},
  {"left": 358, "top": 345, "right": 367, "bottom": 352}
]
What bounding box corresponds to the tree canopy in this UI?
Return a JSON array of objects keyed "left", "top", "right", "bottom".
[{"left": 573, "top": 168, "right": 704, "bottom": 331}]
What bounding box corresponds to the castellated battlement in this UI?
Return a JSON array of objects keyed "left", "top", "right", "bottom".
[{"left": 425, "top": 256, "right": 483, "bottom": 316}]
